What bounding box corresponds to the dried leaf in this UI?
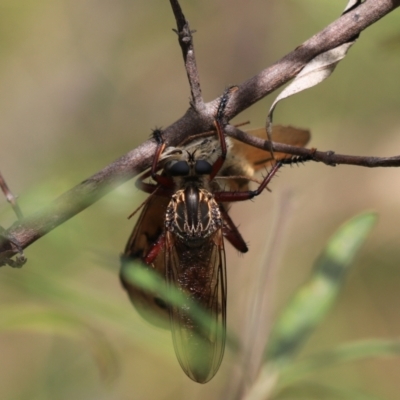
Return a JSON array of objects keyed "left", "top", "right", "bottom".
[{"left": 267, "top": 0, "right": 362, "bottom": 139}]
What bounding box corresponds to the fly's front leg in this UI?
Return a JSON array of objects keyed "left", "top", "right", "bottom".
[
  {"left": 214, "top": 161, "right": 282, "bottom": 203},
  {"left": 135, "top": 129, "right": 176, "bottom": 195},
  {"left": 219, "top": 205, "right": 248, "bottom": 253},
  {"left": 210, "top": 87, "right": 237, "bottom": 180},
  {"left": 150, "top": 129, "right": 175, "bottom": 188},
  {"left": 135, "top": 171, "right": 174, "bottom": 197}
]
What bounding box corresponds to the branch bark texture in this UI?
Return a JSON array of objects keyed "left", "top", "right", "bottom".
[{"left": 1, "top": 0, "right": 399, "bottom": 261}]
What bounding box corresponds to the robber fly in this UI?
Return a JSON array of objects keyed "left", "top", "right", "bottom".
[{"left": 120, "top": 90, "right": 310, "bottom": 383}]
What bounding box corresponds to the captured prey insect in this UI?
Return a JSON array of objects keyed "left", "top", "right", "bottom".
[{"left": 120, "top": 91, "right": 310, "bottom": 383}]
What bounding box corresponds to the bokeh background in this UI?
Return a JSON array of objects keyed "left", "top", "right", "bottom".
[{"left": 1, "top": 1, "right": 400, "bottom": 399}]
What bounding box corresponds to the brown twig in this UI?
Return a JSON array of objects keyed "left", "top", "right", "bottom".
[
  {"left": 226, "top": 126, "right": 400, "bottom": 168},
  {"left": 221, "top": 0, "right": 400, "bottom": 120},
  {"left": 0, "top": 0, "right": 399, "bottom": 262},
  {"left": 170, "top": 0, "right": 204, "bottom": 111}
]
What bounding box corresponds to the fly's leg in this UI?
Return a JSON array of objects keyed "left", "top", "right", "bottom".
[
  {"left": 210, "top": 86, "right": 237, "bottom": 180},
  {"left": 130, "top": 172, "right": 174, "bottom": 219},
  {"left": 215, "top": 155, "right": 310, "bottom": 202},
  {"left": 135, "top": 170, "right": 174, "bottom": 197},
  {"left": 134, "top": 134, "right": 177, "bottom": 196},
  {"left": 150, "top": 129, "right": 175, "bottom": 188},
  {"left": 143, "top": 233, "right": 166, "bottom": 264},
  {"left": 214, "top": 161, "right": 282, "bottom": 203},
  {"left": 219, "top": 205, "right": 248, "bottom": 253}
]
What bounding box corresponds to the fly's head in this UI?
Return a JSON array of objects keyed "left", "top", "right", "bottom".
[{"left": 163, "top": 136, "right": 230, "bottom": 175}]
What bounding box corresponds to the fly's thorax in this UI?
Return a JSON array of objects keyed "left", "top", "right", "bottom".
[
  {"left": 161, "top": 135, "right": 226, "bottom": 243},
  {"left": 165, "top": 186, "right": 222, "bottom": 243}
]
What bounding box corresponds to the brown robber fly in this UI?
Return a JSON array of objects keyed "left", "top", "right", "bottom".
[{"left": 120, "top": 90, "right": 310, "bottom": 383}]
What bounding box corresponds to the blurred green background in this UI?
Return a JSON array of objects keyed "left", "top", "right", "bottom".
[{"left": 0, "top": 1, "right": 400, "bottom": 399}]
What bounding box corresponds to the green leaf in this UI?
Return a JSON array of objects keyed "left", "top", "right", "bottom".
[
  {"left": 264, "top": 212, "right": 377, "bottom": 365},
  {"left": 243, "top": 212, "right": 377, "bottom": 400}
]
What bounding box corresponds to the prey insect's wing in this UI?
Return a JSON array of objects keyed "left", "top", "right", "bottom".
[
  {"left": 219, "top": 125, "right": 310, "bottom": 192},
  {"left": 232, "top": 125, "right": 310, "bottom": 170},
  {"left": 120, "top": 194, "right": 170, "bottom": 328},
  {"left": 165, "top": 230, "right": 227, "bottom": 383}
]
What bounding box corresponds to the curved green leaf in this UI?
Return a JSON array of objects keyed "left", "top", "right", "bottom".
[
  {"left": 244, "top": 212, "right": 377, "bottom": 400},
  {"left": 264, "top": 212, "right": 377, "bottom": 365}
]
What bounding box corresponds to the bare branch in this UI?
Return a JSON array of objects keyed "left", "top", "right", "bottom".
[
  {"left": 226, "top": 126, "right": 400, "bottom": 168},
  {"left": 170, "top": 0, "right": 204, "bottom": 110},
  {"left": 222, "top": 0, "right": 400, "bottom": 119},
  {"left": 160, "top": 0, "right": 400, "bottom": 145},
  {"left": 0, "top": 139, "right": 156, "bottom": 259},
  {"left": 1, "top": 0, "right": 399, "bottom": 260}
]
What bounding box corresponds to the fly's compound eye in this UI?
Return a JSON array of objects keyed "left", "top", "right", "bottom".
[
  {"left": 194, "top": 160, "right": 212, "bottom": 175},
  {"left": 168, "top": 160, "right": 190, "bottom": 176}
]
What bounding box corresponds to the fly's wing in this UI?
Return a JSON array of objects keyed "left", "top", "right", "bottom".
[
  {"left": 120, "top": 194, "right": 170, "bottom": 328},
  {"left": 165, "top": 230, "right": 226, "bottom": 383}
]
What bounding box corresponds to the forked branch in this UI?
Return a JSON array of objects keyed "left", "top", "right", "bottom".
[{"left": 1, "top": 0, "right": 399, "bottom": 262}]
